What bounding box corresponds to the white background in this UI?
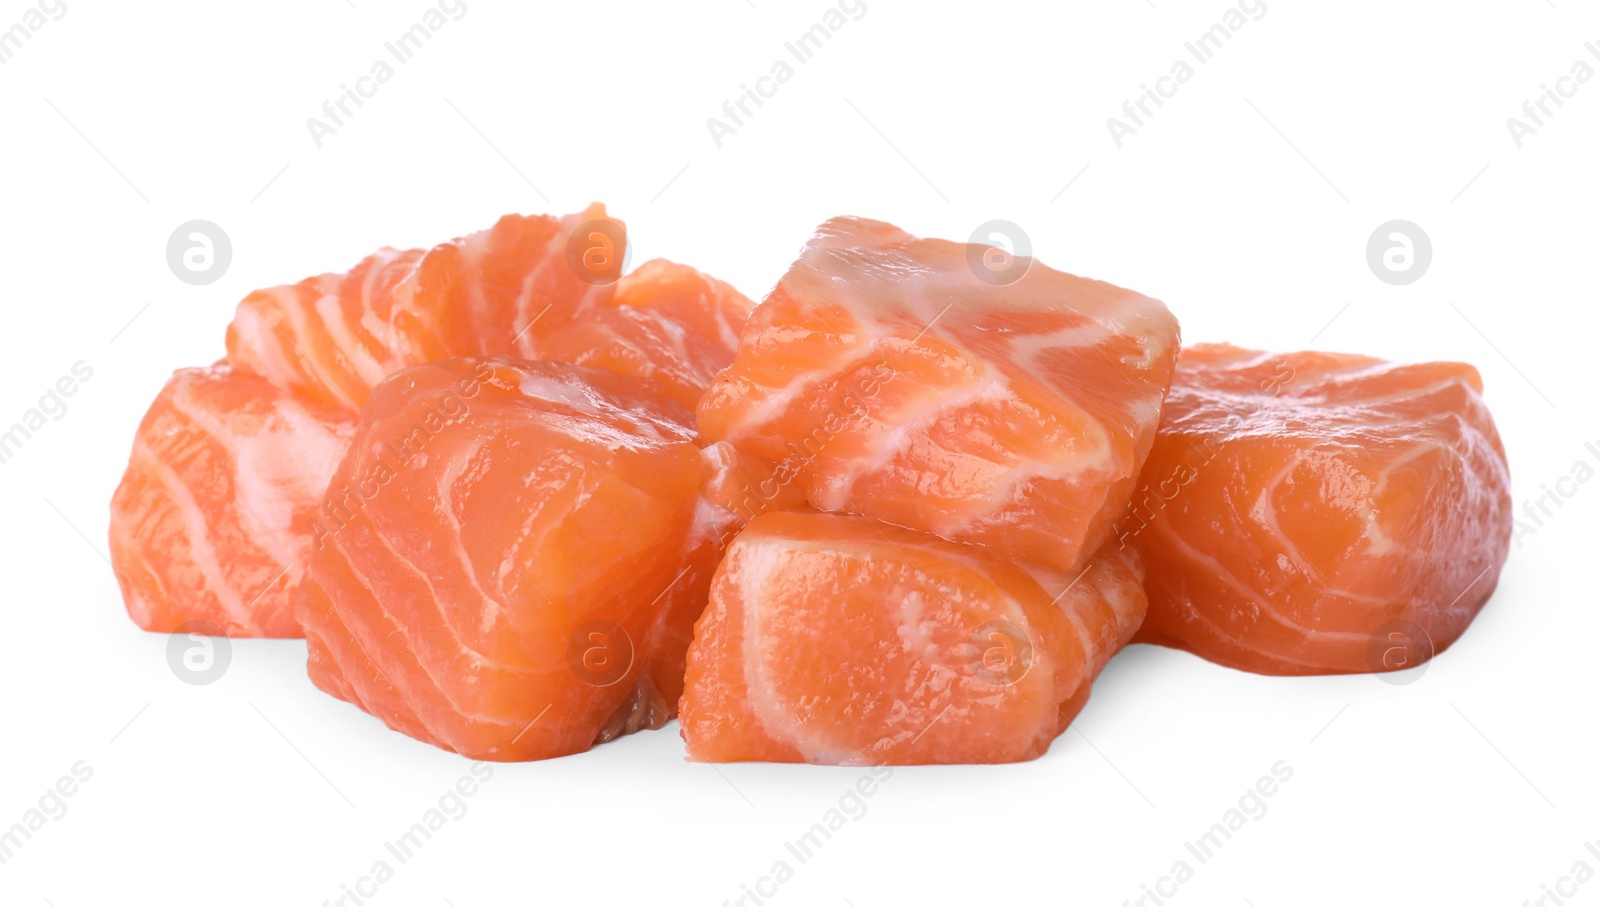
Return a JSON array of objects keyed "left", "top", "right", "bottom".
[{"left": 1, "top": 1, "right": 1596, "bottom": 905}]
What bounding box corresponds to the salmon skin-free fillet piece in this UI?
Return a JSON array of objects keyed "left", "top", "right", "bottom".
[
  {"left": 109, "top": 365, "right": 357, "bottom": 637},
  {"left": 225, "top": 207, "right": 753, "bottom": 413},
  {"left": 679, "top": 511, "right": 1147, "bottom": 765},
  {"left": 1123, "top": 343, "right": 1513, "bottom": 676},
  {"left": 298, "top": 357, "right": 736, "bottom": 760},
  {"left": 696, "top": 217, "right": 1181, "bottom": 574}
]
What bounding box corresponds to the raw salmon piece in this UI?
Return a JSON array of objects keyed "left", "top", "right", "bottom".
[
  {"left": 109, "top": 365, "right": 357, "bottom": 637},
  {"left": 534, "top": 259, "right": 755, "bottom": 410},
  {"left": 298, "top": 357, "right": 723, "bottom": 760},
  {"left": 678, "top": 511, "right": 1147, "bottom": 765},
  {"left": 225, "top": 206, "right": 620, "bottom": 410},
  {"left": 129, "top": 213, "right": 751, "bottom": 643},
  {"left": 696, "top": 217, "right": 1181, "bottom": 573},
  {"left": 1123, "top": 343, "right": 1513, "bottom": 675}
]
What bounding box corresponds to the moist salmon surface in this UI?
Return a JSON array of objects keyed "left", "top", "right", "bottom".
[
  {"left": 697, "top": 216, "right": 1181, "bottom": 575},
  {"left": 1124, "top": 343, "right": 1513, "bottom": 675},
  {"left": 678, "top": 511, "right": 1148, "bottom": 765},
  {"left": 112, "top": 207, "right": 753, "bottom": 639},
  {"left": 297, "top": 357, "right": 743, "bottom": 760}
]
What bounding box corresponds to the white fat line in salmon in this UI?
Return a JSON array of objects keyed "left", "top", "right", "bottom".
[
  {"left": 722, "top": 765, "right": 895, "bottom": 907},
  {"left": 0, "top": 0, "right": 66, "bottom": 65},
  {"left": 318, "top": 763, "right": 493, "bottom": 907},
  {"left": 305, "top": 0, "right": 468, "bottom": 149},
  {"left": 720, "top": 360, "right": 897, "bottom": 533},
  {"left": 1122, "top": 760, "right": 1294, "bottom": 907},
  {"left": 1506, "top": 42, "right": 1600, "bottom": 149},
  {"left": 1105, "top": 0, "right": 1269, "bottom": 150},
  {"left": 0, "top": 360, "right": 93, "bottom": 467},
  {"left": 705, "top": 0, "right": 869, "bottom": 149},
  {"left": 1519, "top": 839, "right": 1600, "bottom": 907},
  {"left": 310, "top": 363, "right": 494, "bottom": 549},
  {"left": 0, "top": 760, "right": 93, "bottom": 867},
  {"left": 1512, "top": 440, "right": 1600, "bottom": 547},
  {"left": 1113, "top": 358, "right": 1295, "bottom": 549}
]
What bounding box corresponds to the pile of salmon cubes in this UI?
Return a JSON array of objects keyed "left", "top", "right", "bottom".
[{"left": 110, "top": 208, "right": 1513, "bottom": 764}]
